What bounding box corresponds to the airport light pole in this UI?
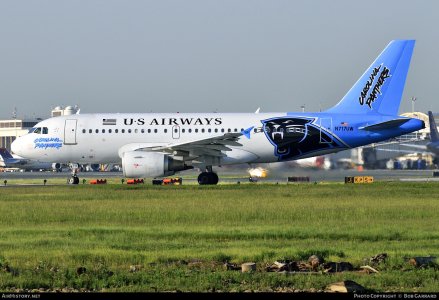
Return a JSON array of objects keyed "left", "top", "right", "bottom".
[
  {"left": 411, "top": 96, "right": 417, "bottom": 113},
  {"left": 301, "top": 105, "right": 305, "bottom": 113}
]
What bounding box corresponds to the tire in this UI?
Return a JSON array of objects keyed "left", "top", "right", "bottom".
[
  {"left": 210, "top": 172, "right": 219, "bottom": 185},
  {"left": 197, "top": 172, "right": 210, "bottom": 185},
  {"left": 68, "top": 176, "right": 80, "bottom": 185},
  {"left": 197, "top": 172, "right": 219, "bottom": 185}
]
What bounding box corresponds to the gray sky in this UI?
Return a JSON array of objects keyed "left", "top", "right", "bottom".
[{"left": 0, "top": 0, "right": 437, "bottom": 120}]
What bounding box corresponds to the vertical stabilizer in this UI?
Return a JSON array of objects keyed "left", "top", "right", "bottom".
[
  {"left": 0, "top": 148, "right": 14, "bottom": 160},
  {"left": 326, "top": 40, "right": 415, "bottom": 116},
  {"left": 428, "top": 111, "right": 439, "bottom": 142}
]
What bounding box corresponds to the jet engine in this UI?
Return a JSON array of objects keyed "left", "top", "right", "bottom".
[
  {"left": 122, "top": 151, "right": 192, "bottom": 178},
  {"left": 52, "top": 163, "right": 62, "bottom": 172}
]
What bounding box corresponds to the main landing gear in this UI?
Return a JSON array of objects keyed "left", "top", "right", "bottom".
[{"left": 197, "top": 166, "right": 219, "bottom": 185}]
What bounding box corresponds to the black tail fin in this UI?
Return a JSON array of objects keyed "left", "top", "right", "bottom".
[{"left": 428, "top": 111, "right": 439, "bottom": 142}]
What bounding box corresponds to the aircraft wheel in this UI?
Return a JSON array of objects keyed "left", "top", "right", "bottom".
[
  {"left": 198, "top": 172, "right": 219, "bottom": 185},
  {"left": 68, "top": 176, "right": 80, "bottom": 185},
  {"left": 210, "top": 172, "right": 219, "bottom": 185},
  {"left": 198, "top": 172, "right": 210, "bottom": 185}
]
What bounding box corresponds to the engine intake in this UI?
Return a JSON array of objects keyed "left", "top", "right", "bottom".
[{"left": 122, "top": 151, "right": 192, "bottom": 178}]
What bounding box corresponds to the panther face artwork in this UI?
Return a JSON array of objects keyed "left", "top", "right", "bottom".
[{"left": 261, "top": 117, "right": 343, "bottom": 160}]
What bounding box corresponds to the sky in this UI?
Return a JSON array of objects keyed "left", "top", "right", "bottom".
[{"left": 0, "top": 0, "right": 438, "bottom": 120}]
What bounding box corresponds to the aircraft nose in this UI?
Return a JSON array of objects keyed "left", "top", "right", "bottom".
[{"left": 11, "top": 137, "right": 24, "bottom": 156}]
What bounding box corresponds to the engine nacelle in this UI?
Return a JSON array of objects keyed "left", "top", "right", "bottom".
[
  {"left": 122, "top": 151, "right": 191, "bottom": 178},
  {"left": 52, "top": 163, "right": 61, "bottom": 171}
]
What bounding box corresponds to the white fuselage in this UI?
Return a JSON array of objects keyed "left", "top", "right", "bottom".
[{"left": 13, "top": 113, "right": 316, "bottom": 166}]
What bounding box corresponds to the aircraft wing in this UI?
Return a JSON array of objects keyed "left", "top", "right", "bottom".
[
  {"left": 362, "top": 138, "right": 426, "bottom": 148},
  {"left": 137, "top": 132, "right": 244, "bottom": 158},
  {"left": 399, "top": 144, "right": 428, "bottom": 150},
  {"left": 374, "top": 148, "right": 432, "bottom": 155}
]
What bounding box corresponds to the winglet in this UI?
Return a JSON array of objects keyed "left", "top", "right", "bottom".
[
  {"left": 428, "top": 111, "right": 439, "bottom": 142},
  {"left": 241, "top": 126, "right": 254, "bottom": 139},
  {"left": 255, "top": 108, "right": 260, "bottom": 114},
  {"left": 0, "top": 148, "right": 14, "bottom": 160}
]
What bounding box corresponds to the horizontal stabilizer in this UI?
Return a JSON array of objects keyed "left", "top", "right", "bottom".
[{"left": 359, "top": 119, "right": 410, "bottom": 131}]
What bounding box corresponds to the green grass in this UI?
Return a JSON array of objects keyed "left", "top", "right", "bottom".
[{"left": 0, "top": 182, "right": 438, "bottom": 292}]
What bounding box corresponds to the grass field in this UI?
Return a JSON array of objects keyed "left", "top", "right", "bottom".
[{"left": 0, "top": 181, "right": 438, "bottom": 292}]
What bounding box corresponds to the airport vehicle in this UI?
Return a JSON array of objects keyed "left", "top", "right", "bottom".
[
  {"left": 0, "top": 148, "right": 62, "bottom": 172},
  {"left": 11, "top": 40, "right": 425, "bottom": 184}
]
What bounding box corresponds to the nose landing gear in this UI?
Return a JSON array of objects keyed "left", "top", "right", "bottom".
[
  {"left": 67, "top": 163, "right": 80, "bottom": 185},
  {"left": 68, "top": 174, "right": 80, "bottom": 185}
]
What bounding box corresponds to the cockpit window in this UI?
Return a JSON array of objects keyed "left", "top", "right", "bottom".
[{"left": 30, "top": 127, "right": 49, "bottom": 134}]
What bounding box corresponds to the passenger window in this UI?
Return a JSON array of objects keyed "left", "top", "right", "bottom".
[
  {"left": 82, "top": 129, "right": 86, "bottom": 133},
  {"left": 135, "top": 129, "right": 138, "bottom": 133},
  {"left": 102, "top": 129, "right": 105, "bottom": 133},
  {"left": 188, "top": 129, "right": 192, "bottom": 133},
  {"left": 164, "top": 129, "right": 168, "bottom": 133},
  {"left": 95, "top": 129, "right": 99, "bottom": 133},
  {"left": 154, "top": 129, "right": 157, "bottom": 133},
  {"left": 115, "top": 129, "right": 119, "bottom": 133},
  {"left": 89, "top": 129, "right": 92, "bottom": 133},
  {"left": 109, "top": 129, "right": 112, "bottom": 133},
  {"left": 234, "top": 128, "right": 238, "bottom": 132},
  {"left": 221, "top": 129, "right": 225, "bottom": 133},
  {"left": 141, "top": 129, "right": 145, "bottom": 133},
  {"left": 195, "top": 129, "right": 199, "bottom": 133},
  {"left": 128, "top": 129, "right": 132, "bottom": 133},
  {"left": 228, "top": 129, "right": 231, "bottom": 133},
  {"left": 122, "top": 129, "right": 125, "bottom": 133},
  {"left": 182, "top": 129, "right": 185, "bottom": 133},
  {"left": 148, "top": 129, "right": 151, "bottom": 133}
]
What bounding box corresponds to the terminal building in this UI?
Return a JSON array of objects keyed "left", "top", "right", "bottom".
[{"left": 0, "top": 105, "right": 79, "bottom": 152}]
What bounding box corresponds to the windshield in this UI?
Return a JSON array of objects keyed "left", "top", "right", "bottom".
[{"left": 28, "top": 127, "right": 48, "bottom": 134}]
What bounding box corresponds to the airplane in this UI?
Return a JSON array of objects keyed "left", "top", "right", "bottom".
[
  {"left": 396, "top": 111, "right": 439, "bottom": 163},
  {"left": 11, "top": 40, "right": 425, "bottom": 184},
  {"left": 0, "top": 148, "right": 62, "bottom": 172}
]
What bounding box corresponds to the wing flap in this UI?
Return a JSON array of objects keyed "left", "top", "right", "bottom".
[{"left": 127, "top": 132, "right": 244, "bottom": 161}]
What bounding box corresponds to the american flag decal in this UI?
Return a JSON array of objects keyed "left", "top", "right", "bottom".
[
  {"left": 340, "top": 122, "right": 349, "bottom": 126},
  {"left": 103, "top": 118, "right": 117, "bottom": 125}
]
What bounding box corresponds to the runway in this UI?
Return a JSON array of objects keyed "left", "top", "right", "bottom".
[{"left": 1, "top": 168, "right": 438, "bottom": 184}]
